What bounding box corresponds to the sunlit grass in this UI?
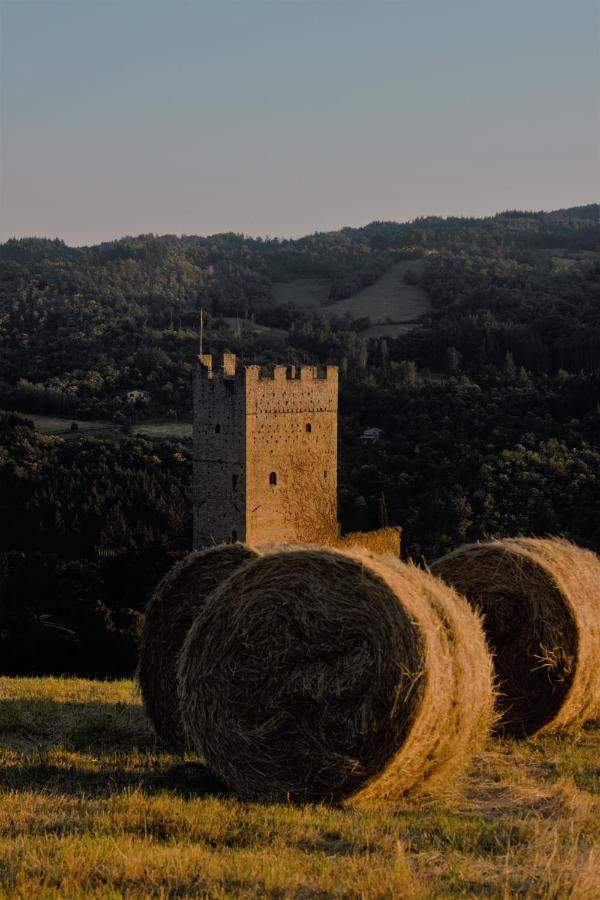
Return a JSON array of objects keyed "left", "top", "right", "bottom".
[{"left": 0, "top": 677, "right": 598, "bottom": 897}]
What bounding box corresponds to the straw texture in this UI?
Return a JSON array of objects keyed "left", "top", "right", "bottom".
[
  {"left": 431, "top": 538, "right": 600, "bottom": 736},
  {"left": 178, "top": 546, "right": 495, "bottom": 803},
  {"left": 138, "top": 543, "right": 258, "bottom": 753}
]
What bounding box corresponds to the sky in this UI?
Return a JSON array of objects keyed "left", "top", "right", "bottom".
[{"left": 0, "top": 0, "right": 598, "bottom": 244}]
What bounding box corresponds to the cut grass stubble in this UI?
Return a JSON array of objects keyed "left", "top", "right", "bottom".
[{"left": 1, "top": 677, "right": 599, "bottom": 898}]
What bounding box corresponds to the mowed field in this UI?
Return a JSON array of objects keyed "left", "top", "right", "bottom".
[
  {"left": 271, "top": 260, "right": 431, "bottom": 339},
  {"left": 134, "top": 422, "right": 192, "bottom": 439},
  {"left": 323, "top": 259, "right": 431, "bottom": 333},
  {"left": 10, "top": 412, "right": 192, "bottom": 441},
  {"left": 1, "top": 677, "right": 598, "bottom": 898},
  {"left": 23, "top": 414, "right": 111, "bottom": 435}
]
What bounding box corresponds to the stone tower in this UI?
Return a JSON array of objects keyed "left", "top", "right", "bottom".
[{"left": 193, "top": 353, "right": 338, "bottom": 548}]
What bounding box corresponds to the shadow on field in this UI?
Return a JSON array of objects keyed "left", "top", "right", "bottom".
[
  {"left": 0, "top": 697, "right": 231, "bottom": 799},
  {"left": 0, "top": 755, "right": 231, "bottom": 799},
  {"left": 0, "top": 697, "right": 152, "bottom": 751}
]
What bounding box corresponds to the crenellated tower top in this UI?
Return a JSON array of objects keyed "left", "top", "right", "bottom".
[
  {"left": 193, "top": 353, "right": 338, "bottom": 548},
  {"left": 197, "top": 353, "right": 337, "bottom": 385}
]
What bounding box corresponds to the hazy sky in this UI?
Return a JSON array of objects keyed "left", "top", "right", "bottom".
[{"left": 1, "top": 0, "right": 598, "bottom": 244}]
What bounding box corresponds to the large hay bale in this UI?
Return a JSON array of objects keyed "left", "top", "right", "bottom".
[
  {"left": 138, "top": 543, "right": 258, "bottom": 753},
  {"left": 177, "top": 547, "right": 494, "bottom": 804},
  {"left": 431, "top": 538, "right": 600, "bottom": 737}
]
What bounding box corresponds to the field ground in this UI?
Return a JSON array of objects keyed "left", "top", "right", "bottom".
[
  {"left": 0, "top": 677, "right": 598, "bottom": 898},
  {"left": 4, "top": 412, "right": 193, "bottom": 441},
  {"left": 271, "top": 260, "right": 431, "bottom": 338},
  {"left": 21, "top": 414, "right": 111, "bottom": 435},
  {"left": 133, "top": 421, "right": 192, "bottom": 439},
  {"left": 323, "top": 259, "right": 431, "bottom": 332}
]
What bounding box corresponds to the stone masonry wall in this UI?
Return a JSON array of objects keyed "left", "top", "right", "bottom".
[
  {"left": 193, "top": 355, "right": 246, "bottom": 547},
  {"left": 244, "top": 365, "right": 338, "bottom": 545},
  {"left": 193, "top": 357, "right": 338, "bottom": 549}
]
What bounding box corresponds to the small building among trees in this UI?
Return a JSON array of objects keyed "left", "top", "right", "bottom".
[{"left": 125, "top": 390, "right": 151, "bottom": 405}]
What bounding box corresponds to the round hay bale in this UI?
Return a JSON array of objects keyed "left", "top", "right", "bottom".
[
  {"left": 138, "top": 543, "right": 258, "bottom": 754},
  {"left": 177, "top": 547, "right": 495, "bottom": 804},
  {"left": 431, "top": 538, "right": 600, "bottom": 737}
]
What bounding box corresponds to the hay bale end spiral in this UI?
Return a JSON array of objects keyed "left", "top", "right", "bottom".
[{"left": 431, "top": 537, "right": 600, "bottom": 736}]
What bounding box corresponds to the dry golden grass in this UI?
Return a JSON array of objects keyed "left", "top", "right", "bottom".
[{"left": 0, "top": 676, "right": 599, "bottom": 897}]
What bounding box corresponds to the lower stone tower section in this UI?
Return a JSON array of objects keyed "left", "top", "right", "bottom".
[
  {"left": 193, "top": 355, "right": 338, "bottom": 549},
  {"left": 193, "top": 353, "right": 246, "bottom": 548}
]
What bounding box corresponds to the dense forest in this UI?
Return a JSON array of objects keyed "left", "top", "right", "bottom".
[{"left": 1, "top": 204, "right": 598, "bottom": 675}]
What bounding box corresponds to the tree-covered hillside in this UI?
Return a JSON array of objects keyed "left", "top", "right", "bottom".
[
  {"left": 1, "top": 204, "right": 597, "bottom": 419},
  {"left": 1, "top": 204, "right": 598, "bottom": 675}
]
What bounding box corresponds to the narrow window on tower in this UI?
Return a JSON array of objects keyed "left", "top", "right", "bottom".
[
  {"left": 269, "top": 471, "right": 277, "bottom": 485},
  {"left": 306, "top": 423, "right": 312, "bottom": 433},
  {"left": 215, "top": 424, "right": 221, "bottom": 433},
  {"left": 232, "top": 474, "right": 237, "bottom": 490}
]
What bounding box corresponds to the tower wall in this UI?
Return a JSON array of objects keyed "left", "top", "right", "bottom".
[
  {"left": 245, "top": 365, "right": 338, "bottom": 545},
  {"left": 192, "top": 355, "right": 246, "bottom": 548},
  {"left": 193, "top": 357, "right": 338, "bottom": 549}
]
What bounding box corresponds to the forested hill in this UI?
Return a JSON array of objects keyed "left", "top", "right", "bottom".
[
  {"left": 0, "top": 204, "right": 598, "bottom": 421},
  {"left": 1, "top": 204, "right": 599, "bottom": 675}
]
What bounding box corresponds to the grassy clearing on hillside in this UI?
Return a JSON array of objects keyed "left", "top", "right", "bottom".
[
  {"left": 19, "top": 414, "right": 111, "bottom": 435},
  {"left": 0, "top": 677, "right": 598, "bottom": 898},
  {"left": 4, "top": 412, "right": 193, "bottom": 441},
  {"left": 134, "top": 422, "right": 192, "bottom": 439},
  {"left": 271, "top": 262, "right": 432, "bottom": 337},
  {"left": 323, "top": 259, "right": 431, "bottom": 329}
]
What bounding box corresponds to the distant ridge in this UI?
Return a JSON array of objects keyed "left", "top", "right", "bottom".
[{"left": 1, "top": 203, "right": 597, "bottom": 257}]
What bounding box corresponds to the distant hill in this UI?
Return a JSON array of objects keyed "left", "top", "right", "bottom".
[
  {"left": 0, "top": 202, "right": 597, "bottom": 421},
  {"left": 1, "top": 202, "right": 599, "bottom": 569}
]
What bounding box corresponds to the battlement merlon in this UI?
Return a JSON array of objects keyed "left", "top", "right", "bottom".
[
  {"left": 244, "top": 364, "right": 338, "bottom": 383},
  {"left": 196, "top": 356, "right": 338, "bottom": 389},
  {"left": 222, "top": 353, "right": 237, "bottom": 376},
  {"left": 198, "top": 353, "right": 213, "bottom": 376},
  {"left": 196, "top": 353, "right": 238, "bottom": 379}
]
